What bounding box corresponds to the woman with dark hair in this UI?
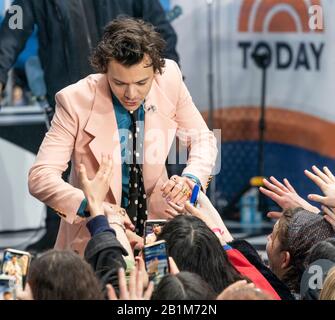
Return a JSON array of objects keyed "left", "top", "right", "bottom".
[
  {"left": 18, "top": 250, "right": 104, "bottom": 300},
  {"left": 166, "top": 193, "right": 281, "bottom": 299},
  {"left": 152, "top": 271, "right": 216, "bottom": 300},
  {"left": 156, "top": 215, "right": 244, "bottom": 294}
]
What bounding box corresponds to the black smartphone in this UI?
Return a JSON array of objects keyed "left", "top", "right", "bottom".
[
  {"left": 1, "top": 249, "right": 32, "bottom": 291},
  {"left": 144, "top": 219, "right": 167, "bottom": 244},
  {"left": 143, "top": 240, "right": 169, "bottom": 286}
]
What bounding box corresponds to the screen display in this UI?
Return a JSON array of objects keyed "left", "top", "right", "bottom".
[
  {"left": 144, "top": 241, "right": 169, "bottom": 286},
  {"left": 144, "top": 220, "right": 166, "bottom": 244},
  {"left": 1, "top": 250, "right": 31, "bottom": 290},
  {"left": 0, "top": 276, "right": 16, "bottom": 300}
]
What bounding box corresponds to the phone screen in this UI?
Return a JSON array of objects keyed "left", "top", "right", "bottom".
[
  {"left": 1, "top": 249, "right": 31, "bottom": 291},
  {"left": 144, "top": 220, "right": 166, "bottom": 244},
  {"left": 0, "top": 275, "right": 16, "bottom": 300},
  {"left": 144, "top": 240, "right": 169, "bottom": 286}
]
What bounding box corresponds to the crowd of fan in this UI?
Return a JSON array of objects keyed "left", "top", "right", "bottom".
[{"left": 16, "top": 161, "right": 335, "bottom": 300}]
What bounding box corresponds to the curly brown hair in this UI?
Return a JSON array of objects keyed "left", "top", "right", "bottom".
[{"left": 90, "top": 17, "right": 166, "bottom": 74}]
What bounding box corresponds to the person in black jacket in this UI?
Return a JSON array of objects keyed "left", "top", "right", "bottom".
[
  {"left": 0, "top": 0, "right": 179, "bottom": 252},
  {"left": 0, "top": 0, "right": 179, "bottom": 107},
  {"left": 229, "top": 239, "right": 295, "bottom": 300},
  {"left": 80, "top": 153, "right": 131, "bottom": 296}
]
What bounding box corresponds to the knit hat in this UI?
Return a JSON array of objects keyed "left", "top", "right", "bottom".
[{"left": 287, "top": 209, "right": 335, "bottom": 271}]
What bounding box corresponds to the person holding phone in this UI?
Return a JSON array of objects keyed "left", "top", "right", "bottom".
[{"left": 28, "top": 17, "right": 217, "bottom": 256}]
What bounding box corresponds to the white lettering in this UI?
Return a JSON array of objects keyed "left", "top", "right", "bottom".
[
  {"left": 8, "top": 5, "right": 23, "bottom": 30},
  {"left": 309, "top": 5, "right": 323, "bottom": 31}
]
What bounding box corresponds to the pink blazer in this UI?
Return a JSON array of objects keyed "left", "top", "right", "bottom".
[{"left": 28, "top": 59, "right": 217, "bottom": 255}]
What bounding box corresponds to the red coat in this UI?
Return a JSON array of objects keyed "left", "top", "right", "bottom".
[{"left": 225, "top": 245, "right": 281, "bottom": 300}]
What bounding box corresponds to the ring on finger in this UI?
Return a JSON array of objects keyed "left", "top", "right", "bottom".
[
  {"left": 181, "top": 187, "right": 191, "bottom": 197},
  {"left": 179, "top": 190, "right": 186, "bottom": 197}
]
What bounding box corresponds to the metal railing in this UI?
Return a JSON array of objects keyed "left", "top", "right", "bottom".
[{"left": 0, "top": 104, "right": 47, "bottom": 126}]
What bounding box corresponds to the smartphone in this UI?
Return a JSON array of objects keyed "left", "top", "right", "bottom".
[
  {"left": 143, "top": 240, "right": 169, "bottom": 286},
  {"left": 0, "top": 275, "right": 16, "bottom": 300},
  {"left": 1, "top": 249, "right": 32, "bottom": 291},
  {"left": 144, "top": 219, "right": 167, "bottom": 244}
]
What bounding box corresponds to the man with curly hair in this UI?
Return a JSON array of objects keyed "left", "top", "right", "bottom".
[{"left": 28, "top": 18, "right": 217, "bottom": 255}]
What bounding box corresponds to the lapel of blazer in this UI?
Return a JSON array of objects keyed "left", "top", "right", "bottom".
[
  {"left": 143, "top": 80, "right": 178, "bottom": 194},
  {"left": 83, "top": 75, "right": 122, "bottom": 205}
]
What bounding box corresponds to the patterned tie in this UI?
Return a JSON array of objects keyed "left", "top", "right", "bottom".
[{"left": 127, "top": 110, "right": 147, "bottom": 235}]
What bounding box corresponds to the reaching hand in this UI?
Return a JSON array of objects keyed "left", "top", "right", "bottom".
[
  {"left": 165, "top": 194, "right": 216, "bottom": 230},
  {"left": 16, "top": 284, "right": 34, "bottom": 300},
  {"left": 185, "top": 201, "right": 218, "bottom": 231},
  {"left": 103, "top": 203, "right": 135, "bottom": 231},
  {"left": 166, "top": 179, "right": 232, "bottom": 243},
  {"left": 126, "top": 229, "right": 144, "bottom": 251},
  {"left": 265, "top": 211, "right": 283, "bottom": 219},
  {"left": 321, "top": 206, "right": 335, "bottom": 231},
  {"left": 305, "top": 165, "right": 335, "bottom": 208},
  {"left": 166, "top": 199, "right": 227, "bottom": 245},
  {"left": 189, "top": 185, "right": 229, "bottom": 232},
  {"left": 106, "top": 267, "right": 154, "bottom": 300},
  {"left": 259, "top": 176, "right": 319, "bottom": 214},
  {"left": 135, "top": 256, "right": 149, "bottom": 289},
  {"left": 161, "top": 175, "right": 194, "bottom": 208},
  {"left": 79, "top": 153, "right": 113, "bottom": 216}
]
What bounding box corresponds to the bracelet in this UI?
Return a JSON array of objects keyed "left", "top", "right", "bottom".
[
  {"left": 212, "top": 228, "right": 224, "bottom": 235},
  {"left": 109, "top": 221, "right": 126, "bottom": 232}
]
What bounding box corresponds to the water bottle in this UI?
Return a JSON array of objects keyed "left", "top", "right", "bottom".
[{"left": 240, "top": 187, "right": 262, "bottom": 226}]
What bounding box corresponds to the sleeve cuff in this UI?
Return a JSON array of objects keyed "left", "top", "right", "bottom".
[{"left": 86, "top": 215, "right": 116, "bottom": 237}]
